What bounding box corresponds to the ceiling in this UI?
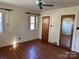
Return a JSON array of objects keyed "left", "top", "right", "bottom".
[{"left": 0, "top": 0, "right": 79, "bottom": 12}]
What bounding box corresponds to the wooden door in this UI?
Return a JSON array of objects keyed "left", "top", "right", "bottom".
[
  {"left": 42, "top": 16, "right": 50, "bottom": 43},
  {"left": 60, "top": 15, "right": 75, "bottom": 50}
]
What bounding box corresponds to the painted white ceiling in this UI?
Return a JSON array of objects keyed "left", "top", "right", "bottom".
[{"left": 0, "top": 0, "right": 79, "bottom": 12}]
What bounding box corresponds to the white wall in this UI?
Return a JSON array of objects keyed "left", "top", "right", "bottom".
[
  {"left": 39, "top": 6, "right": 79, "bottom": 52},
  {"left": 0, "top": 3, "right": 39, "bottom": 47}
]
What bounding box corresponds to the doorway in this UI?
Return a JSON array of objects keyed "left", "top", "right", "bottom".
[
  {"left": 42, "top": 16, "right": 50, "bottom": 43},
  {"left": 60, "top": 15, "right": 75, "bottom": 50}
]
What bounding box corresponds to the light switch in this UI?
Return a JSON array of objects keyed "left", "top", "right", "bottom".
[{"left": 50, "top": 25, "right": 52, "bottom": 27}]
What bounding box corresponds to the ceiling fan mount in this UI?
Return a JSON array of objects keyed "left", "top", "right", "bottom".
[{"left": 35, "top": 0, "right": 54, "bottom": 9}]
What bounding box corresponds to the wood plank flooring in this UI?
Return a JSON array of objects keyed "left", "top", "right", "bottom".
[{"left": 0, "top": 39, "right": 79, "bottom": 59}]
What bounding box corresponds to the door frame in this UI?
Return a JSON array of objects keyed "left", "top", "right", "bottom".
[
  {"left": 59, "top": 14, "right": 75, "bottom": 50},
  {"left": 42, "top": 16, "right": 50, "bottom": 43}
]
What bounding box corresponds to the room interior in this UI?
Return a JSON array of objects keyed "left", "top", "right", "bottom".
[{"left": 0, "top": 0, "right": 79, "bottom": 59}]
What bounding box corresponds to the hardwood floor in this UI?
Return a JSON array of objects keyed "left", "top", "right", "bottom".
[{"left": 0, "top": 39, "right": 79, "bottom": 59}]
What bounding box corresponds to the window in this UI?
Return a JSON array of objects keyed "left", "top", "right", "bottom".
[
  {"left": 29, "top": 16, "right": 37, "bottom": 31},
  {"left": 0, "top": 13, "right": 3, "bottom": 33}
]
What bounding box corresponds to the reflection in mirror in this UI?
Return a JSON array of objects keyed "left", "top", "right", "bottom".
[{"left": 62, "top": 18, "right": 73, "bottom": 35}]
